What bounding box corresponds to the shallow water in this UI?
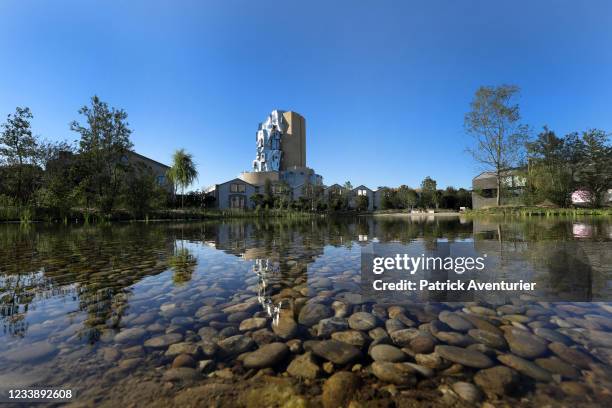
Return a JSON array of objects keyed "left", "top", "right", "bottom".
[{"left": 0, "top": 216, "right": 611, "bottom": 407}]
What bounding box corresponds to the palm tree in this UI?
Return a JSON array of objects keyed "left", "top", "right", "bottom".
[{"left": 167, "top": 149, "right": 198, "bottom": 208}]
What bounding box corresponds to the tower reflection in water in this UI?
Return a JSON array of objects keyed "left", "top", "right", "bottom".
[{"left": 253, "top": 258, "right": 283, "bottom": 325}]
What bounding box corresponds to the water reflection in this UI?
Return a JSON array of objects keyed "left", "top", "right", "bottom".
[
  {"left": 0, "top": 216, "right": 610, "bottom": 405},
  {"left": 169, "top": 243, "right": 197, "bottom": 285},
  {"left": 1, "top": 217, "right": 611, "bottom": 342},
  {"left": 253, "top": 259, "right": 283, "bottom": 324}
]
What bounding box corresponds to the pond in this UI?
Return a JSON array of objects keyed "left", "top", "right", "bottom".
[{"left": 0, "top": 216, "right": 611, "bottom": 407}]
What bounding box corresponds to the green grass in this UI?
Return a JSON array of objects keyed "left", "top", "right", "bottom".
[
  {"left": 464, "top": 206, "right": 612, "bottom": 217},
  {"left": 0, "top": 206, "right": 324, "bottom": 223}
]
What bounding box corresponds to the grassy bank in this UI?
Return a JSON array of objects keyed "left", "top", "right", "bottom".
[
  {"left": 0, "top": 206, "right": 324, "bottom": 223},
  {"left": 464, "top": 206, "right": 612, "bottom": 217}
]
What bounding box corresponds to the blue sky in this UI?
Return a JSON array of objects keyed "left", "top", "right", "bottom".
[{"left": 1, "top": 1, "right": 611, "bottom": 189}]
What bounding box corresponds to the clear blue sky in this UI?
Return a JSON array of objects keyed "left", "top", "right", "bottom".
[{"left": 1, "top": 1, "right": 611, "bottom": 189}]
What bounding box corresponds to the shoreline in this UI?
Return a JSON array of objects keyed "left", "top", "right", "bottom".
[{"left": 372, "top": 212, "right": 461, "bottom": 217}]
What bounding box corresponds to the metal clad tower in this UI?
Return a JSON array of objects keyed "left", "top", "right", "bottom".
[{"left": 253, "top": 110, "right": 306, "bottom": 172}]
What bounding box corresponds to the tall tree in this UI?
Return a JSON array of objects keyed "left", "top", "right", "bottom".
[
  {"left": 0, "top": 107, "right": 39, "bottom": 202},
  {"left": 396, "top": 185, "right": 417, "bottom": 209},
  {"left": 420, "top": 177, "right": 438, "bottom": 208},
  {"left": 576, "top": 129, "right": 612, "bottom": 206},
  {"left": 525, "top": 126, "right": 575, "bottom": 206},
  {"left": 465, "top": 85, "right": 529, "bottom": 206},
  {"left": 71, "top": 96, "right": 133, "bottom": 213},
  {"left": 167, "top": 148, "right": 198, "bottom": 208}
]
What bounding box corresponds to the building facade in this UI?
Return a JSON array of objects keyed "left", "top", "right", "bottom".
[
  {"left": 126, "top": 151, "right": 173, "bottom": 193},
  {"left": 349, "top": 185, "right": 375, "bottom": 211},
  {"left": 207, "top": 110, "right": 323, "bottom": 209},
  {"left": 204, "top": 178, "right": 258, "bottom": 210},
  {"left": 206, "top": 109, "right": 391, "bottom": 211},
  {"left": 472, "top": 170, "right": 612, "bottom": 208},
  {"left": 471, "top": 171, "right": 525, "bottom": 209}
]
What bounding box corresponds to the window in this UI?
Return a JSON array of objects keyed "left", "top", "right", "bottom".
[
  {"left": 230, "top": 195, "right": 245, "bottom": 208},
  {"left": 156, "top": 175, "right": 165, "bottom": 186},
  {"left": 357, "top": 189, "right": 368, "bottom": 196},
  {"left": 230, "top": 183, "right": 246, "bottom": 193},
  {"left": 481, "top": 189, "right": 496, "bottom": 198}
]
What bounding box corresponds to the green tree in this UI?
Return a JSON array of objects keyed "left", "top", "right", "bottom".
[
  {"left": 343, "top": 181, "right": 353, "bottom": 191},
  {"left": 525, "top": 127, "right": 575, "bottom": 206},
  {"left": 263, "top": 178, "right": 274, "bottom": 208},
  {"left": 167, "top": 148, "right": 198, "bottom": 209},
  {"left": 274, "top": 181, "right": 292, "bottom": 209},
  {"left": 301, "top": 181, "right": 324, "bottom": 211},
  {"left": 465, "top": 85, "right": 529, "bottom": 206},
  {"left": 420, "top": 177, "right": 438, "bottom": 208},
  {"left": 71, "top": 96, "right": 133, "bottom": 213},
  {"left": 379, "top": 188, "right": 395, "bottom": 210},
  {"left": 36, "top": 141, "right": 77, "bottom": 217},
  {"left": 576, "top": 129, "right": 611, "bottom": 206},
  {"left": 396, "top": 185, "right": 417, "bottom": 209},
  {"left": 355, "top": 195, "right": 369, "bottom": 211},
  {"left": 124, "top": 162, "right": 165, "bottom": 218},
  {"left": 440, "top": 186, "right": 458, "bottom": 209},
  {"left": 456, "top": 188, "right": 472, "bottom": 209},
  {"left": 0, "top": 107, "right": 40, "bottom": 203}
]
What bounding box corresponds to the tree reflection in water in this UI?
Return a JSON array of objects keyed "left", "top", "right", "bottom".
[{"left": 169, "top": 242, "right": 197, "bottom": 285}]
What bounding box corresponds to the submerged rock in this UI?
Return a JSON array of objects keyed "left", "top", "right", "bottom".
[
  {"left": 298, "top": 303, "right": 333, "bottom": 327},
  {"left": 287, "top": 352, "right": 321, "bottom": 379},
  {"left": 322, "top": 372, "right": 360, "bottom": 408},
  {"left": 439, "top": 311, "right": 474, "bottom": 332},
  {"left": 497, "top": 354, "right": 553, "bottom": 382},
  {"left": 451, "top": 382, "right": 482, "bottom": 403},
  {"left": 505, "top": 328, "right": 548, "bottom": 358},
  {"left": 243, "top": 342, "right": 289, "bottom": 369},
  {"left": 239, "top": 317, "right": 267, "bottom": 331},
  {"left": 317, "top": 317, "right": 349, "bottom": 337},
  {"left": 371, "top": 361, "right": 416, "bottom": 385},
  {"left": 331, "top": 330, "right": 369, "bottom": 348},
  {"left": 172, "top": 353, "right": 196, "bottom": 368},
  {"left": 468, "top": 329, "right": 507, "bottom": 350},
  {"left": 311, "top": 340, "right": 362, "bottom": 365},
  {"left": 144, "top": 333, "right": 183, "bottom": 349},
  {"left": 435, "top": 345, "right": 493, "bottom": 368},
  {"left": 114, "top": 327, "right": 147, "bottom": 343},
  {"left": 217, "top": 335, "right": 255, "bottom": 356},
  {"left": 535, "top": 356, "right": 579, "bottom": 379},
  {"left": 533, "top": 328, "right": 572, "bottom": 345},
  {"left": 272, "top": 312, "right": 298, "bottom": 340},
  {"left": 348, "top": 312, "right": 377, "bottom": 331},
  {"left": 163, "top": 367, "right": 200, "bottom": 382},
  {"left": 165, "top": 342, "right": 203, "bottom": 357},
  {"left": 548, "top": 342, "right": 595, "bottom": 369},
  {"left": 474, "top": 365, "right": 519, "bottom": 396},
  {"left": 5, "top": 341, "right": 57, "bottom": 363},
  {"left": 369, "top": 344, "right": 407, "bottom": 362}
]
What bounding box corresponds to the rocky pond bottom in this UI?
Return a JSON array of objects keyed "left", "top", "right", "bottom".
[{"left": 0, "top": 219, "right": 611, "bottom": 407}]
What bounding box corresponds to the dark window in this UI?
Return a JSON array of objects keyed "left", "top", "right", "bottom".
[
  {"left": 481, "top": 189, "right": 496, "bottom": 198},
  {"left": 230, "top": 183, "right": 246, "bottom": 193}
]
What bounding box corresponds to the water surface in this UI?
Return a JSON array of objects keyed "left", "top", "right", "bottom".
[{"left": 1, "top": 216, "right": 611, "bottom": 406}]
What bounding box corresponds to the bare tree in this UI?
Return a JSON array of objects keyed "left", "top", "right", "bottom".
[{"left": 465, "top": 85, "right": 529, "bottom": 206}]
